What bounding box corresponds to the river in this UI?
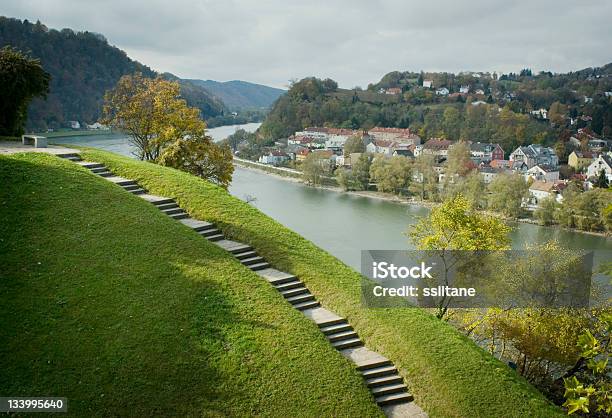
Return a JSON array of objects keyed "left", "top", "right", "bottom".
[{"left": 51, "top": 123, "right": 611, "bottom": 271}]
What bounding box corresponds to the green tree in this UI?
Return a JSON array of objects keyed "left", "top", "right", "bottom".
[
  {"left": 409, "top": 154, "right": 438, "bottom": 200},
  {"left": 534, "top": 197, "right": 559, "bottom": 226},
  {"left": 488, "top": 173, "right": 529, "bottom": 218},
  {"left": 0, "top": 46, "right": 50, "bottom": 136},
  {"left": 446, "top": 141, "right": 473, "bottom": 177},
  {"left": 595, "top": 169, "right": 609, "bottom": 189},
  {"left": 369, "top": 155, "right": 412, "bottom": 194},
  {"left": 343, "top": 135, "right": 366, "bottom": 156}
]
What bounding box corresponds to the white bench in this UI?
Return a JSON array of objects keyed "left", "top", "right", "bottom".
[{"left": 22, "top": 135, "right": 48, "bottom": 148}]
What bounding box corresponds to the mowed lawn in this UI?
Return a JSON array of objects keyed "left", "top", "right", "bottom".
[
  {"left": 81, "top": 148, "right": 565, "bottom": 418},
  {"left": 0, "top": 153, "right": 383, "bottom": 417}
]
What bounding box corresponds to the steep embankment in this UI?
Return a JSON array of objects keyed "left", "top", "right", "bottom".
[
  {"left": 80, "top": 148, "right": 564, "bottom": 418},
  {"left": 0, "top": 153, "right": 382, "bottom": 417}
]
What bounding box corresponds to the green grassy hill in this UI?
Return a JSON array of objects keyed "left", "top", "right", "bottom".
[
  {"left": 0, "top": 153, "right": 382, "bottom": 417},
  {"left": 74, "top": 149, "right": 564, "bottom": 418}
]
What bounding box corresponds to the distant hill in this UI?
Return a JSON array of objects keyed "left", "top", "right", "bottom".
[
  {"left": 187, "top": 79, "right": 285, "bottom": 110},
  {"left": 0, "top": 17, "right": 226, "bottom": 130}
]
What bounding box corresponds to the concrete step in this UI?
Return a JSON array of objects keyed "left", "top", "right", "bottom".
[
  {"left": 199, "top": 228, "right": 221, "bottom": 237},
  {"left": 327, "top": 330, "right": 359, "bottom": 343},
  {"left": 228, "top": 245, "right": 253, "bottom": 255},
  {"left": 366, "top": 374, "right": 404, "bottom": 388},
  {"left": 151, "top": 198, "right": 176, "bottom": 206},
  {"left": 235, "top": 250, "right": 258, "bottom": 260},
  {"left": 122, "top": 184, "right": 142, "bottom": 191},
  {"left": 361, "top": 365, "right": 397, "bottom": 379},
  {"left": 179, "top": 218, "right": 215, "bottom": 232},
  {"left": 162, "top": 207, "right": 185, "bottom": 216},
  {"left": 331, "top": 338, "right": 363, "bottom": 350},
  {"left": 128, "top": 188, "right": 146, "bottom": 195},
  {"left": 98, "top": 171, "right": 113, "bottom": 177},
  {"left": 375, "top": 392, "right": 413, "bottom": 407},
  {"left": 241, "top": 256, "right": 265, "bottom": 266},
  {"left": 155, "top": 202, "right": 179, "bottom": 210},
  {"left": 279, "top": 286, "right": 308, "bottom": 298},
  {"left": 286, "top": 293, "right": 315, "bottom": 305},
  {"left": 293, "top": 300, "right": 320, "bottom": 311},
  {"left": 58, "top": 153, "right": 81, "bottom": 160},
  {"left": 248, "top": 261, "right": 270, "bottom": 271},
  {"left": 371, "top": 383, "right": 408, "bottom": 397},
  {"left": 78, "top": 162, "right": 104, "bottom": 169},
  {"left": 90, "top": 167, "right": 108, "bottom": 174},
  {"left": 320, "top": 322, "right": 352, "bottom": 336},
  {"left": 274, "top": 280, "right": 304, "bottom": 292},
  {"left": 205, "top": 234, "right": 225, "bottom": 242},
  {"left": 169, "top": 212, "right": 189, "bottom": 220},
  {"left": 355, "top": 357, "right": 393, "bottom": 372}
]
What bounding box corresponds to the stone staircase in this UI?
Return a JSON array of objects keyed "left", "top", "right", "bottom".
[{"left": 59, "top": 153, "right": 427, "bottom": 418}]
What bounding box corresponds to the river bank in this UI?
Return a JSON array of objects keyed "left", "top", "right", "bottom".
[{"left": 232, "top": 159, "right": 610, "bottom": 239}]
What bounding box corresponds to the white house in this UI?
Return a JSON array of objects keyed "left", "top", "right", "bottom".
[
  {"left": 435, "top": 87, "right": 449, "bottom": 96},
  {"left": 259, "top": 151, "right": 288, "bottom": 166},
  {"left": 69, "top": 120, "right": 80, "bottom": 129},
  {"left": 530, "top": 108, "right": 548, "bottom": 119},
  {"left": 423, "top": 80, "right": 433, "bottom": 88},
  {"left": 586, "top": 154, "right": 612, "bottom": 182},
  {"left": 525, "top": 181, "right": 564, "bottom": 210},
  {"left": 526, "top": 165, "right": 560, "bottom": 182},
  {"left": 475, "top": 89, "right": 485, "bottom": 95},
  {"left": 459, "top": 85, "right": 470, "bottom": 94}
]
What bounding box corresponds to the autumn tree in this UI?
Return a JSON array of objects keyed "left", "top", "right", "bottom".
[
  {"left": 302, "top": 152, "right": 330, "bottom": 186},
  {"left": 103, "top": 73, "right": 233, "bottom": 188},
  {"left": 0, "top": 46, "right": 50, "bottom": 136},
  {"left": 409, "top": 154, "right": 438, "bottom": 200}
]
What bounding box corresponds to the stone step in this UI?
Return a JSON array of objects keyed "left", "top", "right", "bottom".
[
  {"left": 279, "top": 286, "right": 308, "bottom": 298},
  {"left": 357, "top": 359, "right": 393, "bottom": 372},
  {"left": 90, "top": 167, "right": 108, "bottom": 174},
  {"left": 179, "top": 218, "right": 214, "bottom": 232},
  {"left": 57, "top": 153, "right": 81, "bottom": 160},
  {"left": 98, "top": 171, "right": 113, "bottom": 177},
  {"left": 234, "top": 250, "right": 258, "bottom": 260},
  {"left": 105, "top": 176, "right": 135, "bottom": 186},
  {"left": 361, "top": 365, "right": 397, "bottom": 379},
  {"left": 331, "top": 338, "right": 363, "bottom": 350},
  {"left": 149, "top": 197, "right": 176, "bottom": 206},
  {"left": 199, "top": 228, "right": 221, "bottom": 237},
  {"left": 366, "top": 374, "right": 404, "bottom": 388},
  {"left": 371, "top": 383, "right": 408, "bottom": 397},
  {"left": 169, "top": 212, "right": 189, "bottom": 220},
  {"left": 293, "top": 300, "right": 320, "bottom": 311},
  {"left": 248, "top": 261, "right": 271, "bottom": 271},
  {"left": 286, "top": 293, "right": 315, "bottom": 305},
  {"left": 274, "top": 280, "right": 304, "bottom": 292},
  {"left": 78, "top": 162, "right": 104, "bottom": 169},
  {"left": 326, "top": 330, "right": 359, "bottom": 343},
  {"left": 240, "top": 256, "right": 265, "bottom": 266},
  {"left": 320, "top": 322, "right": 352, "bottom": 335},
  {"left": 374, "top": 392, "right": 413, "bottom": 407},
  {"left": 128, "top": 188, "right": 146, "bottom": 195},
  {"left": 156, "top": 202, "right": 179, "bottom": 211},
  {"left": 122, "top": 184, "right": 142, "bottom": 191},
  {"left": 256, "top": 268, "right": 296, "bottom": 285},
  {"left": 205, "top": 234, "right": 225, "bottom": 242},
  {"left": 162, "top": 207, "right": 185, "bottom": 216}
]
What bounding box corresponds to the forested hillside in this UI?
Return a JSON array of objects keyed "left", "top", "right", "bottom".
[
  {"left": 260, "top": 66, "right": 612, "bottom": 151},
  {"left": 188, "top": 79, "right": 285, "bottom": 110},
  {"left": 0, "top": 17, "right": 226, "bottom": 130}
]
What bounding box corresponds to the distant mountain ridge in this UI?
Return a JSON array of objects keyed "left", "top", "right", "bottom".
[
  {"left": 0, "top": 17, "right": 228, "bottom": 130},
  {"left": 187, "top": 79, "right": 285, "bottom": 110}
]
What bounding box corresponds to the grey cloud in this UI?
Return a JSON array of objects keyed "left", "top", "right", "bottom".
[{"left": 1, "top": 0, "right": 611, "bottom": 88}]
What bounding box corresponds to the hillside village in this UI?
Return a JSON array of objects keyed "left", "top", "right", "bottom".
[{"left": 246, "top": 124, "right": 611, "bottom": 214}]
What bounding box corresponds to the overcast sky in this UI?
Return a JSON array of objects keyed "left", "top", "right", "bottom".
[{"left": 2, "top": 0, "right": 611, "bottom": 89}]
